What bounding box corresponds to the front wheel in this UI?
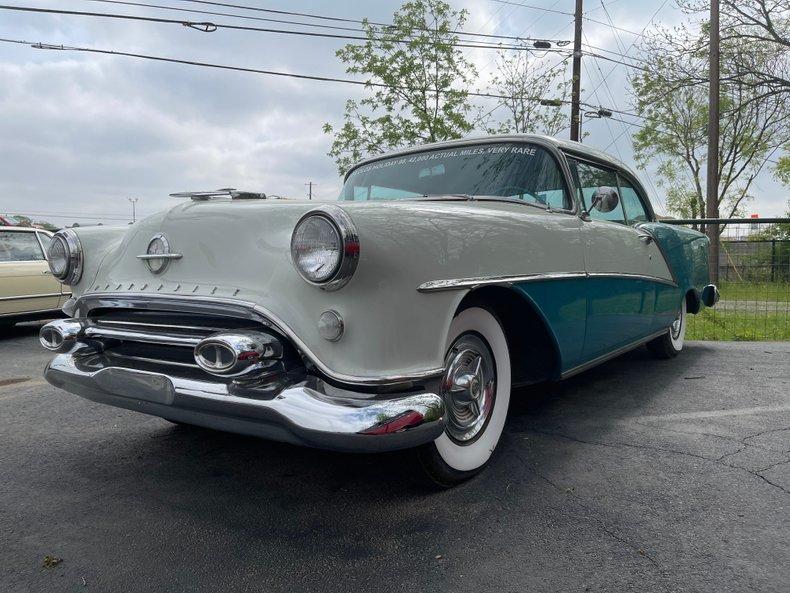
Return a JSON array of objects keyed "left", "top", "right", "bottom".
[
  {"left": 647, "top": 297, "right": 687, "bottom": 359},
  {"left": 417, "top": 307, "right": 511, "bottom": 487}
]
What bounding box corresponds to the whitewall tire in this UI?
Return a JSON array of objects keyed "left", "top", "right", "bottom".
[
  {"left": 418, "top": 306, "right": 511, "bottom": 486},
  {"left": 647, "top": 297, "right": 687, "bottom": 359}
]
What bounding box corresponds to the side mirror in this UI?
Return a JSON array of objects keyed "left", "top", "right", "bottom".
[{"left": 590, "top": 186, "right": 619, "bottom": 213}]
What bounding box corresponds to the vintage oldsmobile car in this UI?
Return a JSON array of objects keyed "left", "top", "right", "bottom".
[{"left": 39, "top": 135, "right": 718, "bottom": 485}]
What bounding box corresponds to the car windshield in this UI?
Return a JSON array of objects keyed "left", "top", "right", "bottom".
[{"left": 339, "top": 142, "right": 572, "bottom": 210}]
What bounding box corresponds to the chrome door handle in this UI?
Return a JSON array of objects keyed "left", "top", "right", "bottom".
[{"left": 638, "top": 234, "right": 653, "bottom": 245}]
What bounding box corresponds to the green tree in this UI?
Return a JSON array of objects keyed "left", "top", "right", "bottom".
[
  {"left": 775, "top": 144, "right": 790, "bottom": 186},
  {"left": 485, "top": 51, "right": 570, "bottom": 136},
  {"left": 323, "top": 0, "right": 476, "bottom": 175},
  {"left": 632, "top": 28, "right": 787, "bottom": 221}
]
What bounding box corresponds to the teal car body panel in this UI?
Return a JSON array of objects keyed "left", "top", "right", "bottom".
[{"left": 640, "top": 222, "right": 711, "bottom": 330}]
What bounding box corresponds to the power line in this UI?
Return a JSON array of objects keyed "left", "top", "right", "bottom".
[
  {"left": 581, "top": 42, "right": 649, "bottom": 66},
  {"left": 0, "top": 36, "right": 641, "bottom": 119},
  {"left": 80, "top": 0, "right": 409, "bottom": 36},
  {"left": 488, "top": 0, "right": 574, "bottom": 17},
  {"left": 0, "top": 36, "right": 566, "bottom": 102},
  {"left": 585, "top": 0, "right": 670, "bottom": 101},
  {"left": 164, "top": 0, "right": 571, "bottom": 44},
  {"left": 489, "top": 0, "right": 647, "bottom": 38},
  {"left": 5, "top": 211, "right": 135, "bottom": 221},
  {"left": 585, "top": 49, "right": 648, "bottom": 72},
  {"left": 0, "top": 4, "right": 572, "bottom": 52}
]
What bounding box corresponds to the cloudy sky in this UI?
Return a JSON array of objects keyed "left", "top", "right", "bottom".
[{"left": 0, "top": 0, "right": 786, "bottom": 226}]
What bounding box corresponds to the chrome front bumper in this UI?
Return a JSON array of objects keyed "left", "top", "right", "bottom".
[{"left": 45, "top": 353, "right": 447, "bottom": 452}]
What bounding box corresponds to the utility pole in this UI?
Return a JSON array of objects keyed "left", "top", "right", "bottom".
[
  {"left": 570, "top": 0, "right": 583, "bottom": 141},
  {"left": 706, "top": 0, "right": 720, "bottom": 283},
  {"left": 305, "top": 182, "right": 315, "bottom": 200},
  {"left": 128, "top": 198, "right": 138, "bottom": 223}
]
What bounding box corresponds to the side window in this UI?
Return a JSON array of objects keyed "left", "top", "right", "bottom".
[
  {"left": 568, "top": 159, "right": 626, "bottom": 224},
  {"left": 617, "top": 175, "right": 649, "bottom": 225},
  {"left": 36, "top": 232, "right": 52, "bottom": 258},
  {"left": 0, "top": 231, "right": 45, "bottom": 262},
  {"left": 501, "top": 149, "right": 572, "bottom": 210}
]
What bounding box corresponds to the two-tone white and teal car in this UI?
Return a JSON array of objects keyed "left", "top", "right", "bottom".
[{"left": 39, "top": 135, "right": 718, "bottom": 485}]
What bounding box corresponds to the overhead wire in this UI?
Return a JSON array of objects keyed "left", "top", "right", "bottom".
[
  {"left": 160, "top": 0, "right": 572, "bottom": 44},
  {"left": 0, "top": 35, "right": 644, "bottom": 120},
  {"left": 0, "top": 4, "right": 573, "bottom": 52}
]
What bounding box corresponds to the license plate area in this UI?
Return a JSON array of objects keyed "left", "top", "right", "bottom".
[{"left": 94, "top": 368, "right": 175, "bottom": 405}]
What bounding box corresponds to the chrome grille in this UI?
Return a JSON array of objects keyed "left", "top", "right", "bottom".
[{"left": 83, "top": 308, "right": 294, "bottom": 378}]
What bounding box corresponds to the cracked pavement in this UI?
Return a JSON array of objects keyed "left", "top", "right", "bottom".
[{"left": 1, "top": 323, "right": 788, "bottom": 592}]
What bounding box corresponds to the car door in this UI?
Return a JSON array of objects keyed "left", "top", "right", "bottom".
[
  {"left": 0, "top": 230, "right": 61, "bottom": 316},
  {"left": 567, "top": 158, "right": 668, "bottom": 359}
]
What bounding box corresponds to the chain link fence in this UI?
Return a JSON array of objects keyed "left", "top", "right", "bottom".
[{"left": 663, "top": 218, "right": 790, "bottom": 341}]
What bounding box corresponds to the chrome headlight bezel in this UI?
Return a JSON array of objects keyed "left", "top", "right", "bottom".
[
  {"left": 47, "top": 229, "right": 83, "bottom": 285},
  {"left": 290, "top": 205, "right": 359, "bottom": 291}
]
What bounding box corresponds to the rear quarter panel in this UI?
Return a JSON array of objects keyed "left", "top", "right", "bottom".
[{"left": 640, "top": 222, "right": 710, "bottom": 327}]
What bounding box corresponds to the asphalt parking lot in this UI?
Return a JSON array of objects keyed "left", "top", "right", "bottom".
[{"left": 1, "top": 322, "right": 788, "bottom": 593}]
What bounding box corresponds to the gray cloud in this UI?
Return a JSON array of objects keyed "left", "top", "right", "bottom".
[{"left": 0, "top": 0, "right": 785, "bottom": 227}]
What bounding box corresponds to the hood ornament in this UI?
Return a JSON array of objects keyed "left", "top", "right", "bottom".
[{"left": 170, "top": 188, "right": 273, "bottom": 201}]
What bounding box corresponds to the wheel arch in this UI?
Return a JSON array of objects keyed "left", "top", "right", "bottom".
[{"left": 454, "top": 285, "right": 562, "bottom": 386}]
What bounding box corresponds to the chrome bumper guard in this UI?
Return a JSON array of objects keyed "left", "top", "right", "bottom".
[
  {"left": 701, "top": 284, "right": 720, "bottom": 307},
  {"left": 45, "top": 352, "right": 446, "bottom": 452}
]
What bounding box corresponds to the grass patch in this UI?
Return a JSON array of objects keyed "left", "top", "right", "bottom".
[
  {"left": 687, "top": 308, "right": 790, "bottom": 341},
  {"left": 718, "top": 280, "right": 790, "bottom": 302}
]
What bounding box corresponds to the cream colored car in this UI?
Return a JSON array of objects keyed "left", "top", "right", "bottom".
[{"left": 0, "top": 227, "right": 69, "bottom": 327}]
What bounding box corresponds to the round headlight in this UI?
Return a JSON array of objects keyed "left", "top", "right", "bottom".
[
  {"left": 47, "top": 230, "right": 83, "bottom": 285},
  {"left": 290, "top": 206, "right": 359, "bottom": 290},
  {"left": 48, "top": 236, "right": 69, "bottom": 279}
]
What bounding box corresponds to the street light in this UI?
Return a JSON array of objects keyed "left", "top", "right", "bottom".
[{"left": 128, "top": 198, "right": 139, "bottom": 223}]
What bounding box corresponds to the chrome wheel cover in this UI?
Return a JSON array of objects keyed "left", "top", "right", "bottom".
[
  {"left": 441, "top": 333, "right": 496, "bottom": 444},
  {"left": 671, "top": 305, "right": 683, "bottom": 340}
]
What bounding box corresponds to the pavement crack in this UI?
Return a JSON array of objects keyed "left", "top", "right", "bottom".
[
  {"left": 513, "top": 451, "right": 664, "bottom": 575},
  {"left": 527, "top": 428, "right": 790, "bottom": 498}
]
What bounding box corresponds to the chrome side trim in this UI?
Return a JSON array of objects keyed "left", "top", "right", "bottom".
[
  {"left": 0, "top": 307, "right": 62, "bottom": 318},
  {"left": 560, "top": 328, "right": 668, "bottom": 380},
  {"left": 586, "top": 272, "right": 677, "bottom": 287},
  {"left": 0, "top": 292, "right": 62, "bottom": 301},
  {"left": 418, "top": 271, "right": 587, "bottom": 293},
  {"left": 73, "top": 293, "right": 445, "bottom": 387},
  {"left": 417, "top": 270, "right": 677, "bottom": 292}
]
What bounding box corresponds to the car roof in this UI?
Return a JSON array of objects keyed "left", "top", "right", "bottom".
[{"left": 345, "top": 134, "right": 638, "bottom": 180}]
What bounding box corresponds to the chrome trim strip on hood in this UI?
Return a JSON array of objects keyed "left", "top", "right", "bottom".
[{"left": 73, "top": 293, "right": 445, "bottom": 387}]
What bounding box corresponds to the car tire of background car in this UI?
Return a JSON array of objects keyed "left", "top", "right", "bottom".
[
  {"left": 417, "top": 306, "right": 511, "bottom": 487},
  {"left": 647, "top": 298, "right": 687, "bottom": 359}
]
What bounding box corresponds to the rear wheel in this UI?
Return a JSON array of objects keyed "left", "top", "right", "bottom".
[
  {"left": 418, "top": 307, "right": 511, "bottom": 487},
  {"left": 647, "top": 297, "right": 687, "bottom": 359}
]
